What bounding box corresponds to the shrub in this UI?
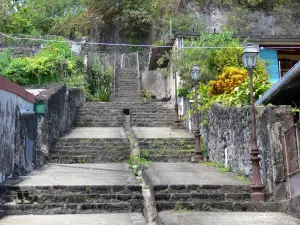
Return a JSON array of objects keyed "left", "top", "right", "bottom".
[
  {"left": 1, "top": 40, "right": 75, "bottom": 85},
  {"left": 208, "top": 67, "right": 248, "bottom": 95}
]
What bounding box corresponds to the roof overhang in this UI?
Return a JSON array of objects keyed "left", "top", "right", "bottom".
[{"left": 256, "top": 61, "right": 300, "bottom": 106}]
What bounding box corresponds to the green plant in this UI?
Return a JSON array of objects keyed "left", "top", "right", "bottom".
[
  {"left": 202, "top": 161, "right": 231, "bottom": 172},
  {"left": 128, "top": 156, "right": 151, "bottom": 176},
  {"left": 236, "top": 170, "right": 251, "bottom": 184},
  {"left": 143, "top": 185, "right": 149, "bottom": 190},
  {"left": 1, "top": 39, "right": 77, "bottom": 85},
  {"left": 137, "top": 177, "right": 143, "bottom": 183},
  {"left": 177, "top": 87, "right": 190, "bottom": 98},
  {"left": 218, "top": 166, "right": 231, "bottom": 173},
  {"left": 173, "top": 202, "right": 190, "bottom": 212},
  {"left": 87, "top": 57, "right": 113, "bottom": 102},
  {"left": 140, "top": 89, "right": 152, "bottom": 99}
]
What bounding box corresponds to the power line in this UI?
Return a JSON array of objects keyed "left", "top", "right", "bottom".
[
  {"left": 2, "top": 32, "right": 299, "bottom": 50},
  {"left": 0, "top": 32, "right": 244, "bottom": 49}
]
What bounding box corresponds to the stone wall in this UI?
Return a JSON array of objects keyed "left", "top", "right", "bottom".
[
  {"left": 0, "top": 77, "right": 85, "bottom": 183},
  {"left": 36, "top": 84, "right": 85, "bottom": 156},
  {"left": 182, "top": 102, "right": 294, "bottom": 200},
  {"left": 195, "top": 3, "right": 300, "bottom": 36},
  {"left": 0, "top": 79, "right": 36, "bottom": 182},
  {"left": 141, "top": 71, "right": 168, "bottom": 100}
]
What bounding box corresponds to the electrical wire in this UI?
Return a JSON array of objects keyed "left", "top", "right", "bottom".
[
  {"left": 0, "top": 32, "right": 244, "bottom": 49},
  {"left": 1, "top": 32, "right": 299, "bottom": 50}
]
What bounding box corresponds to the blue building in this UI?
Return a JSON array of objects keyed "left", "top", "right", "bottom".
[{"left": 248, "top": 36, "right": 300, "bottom": 83}]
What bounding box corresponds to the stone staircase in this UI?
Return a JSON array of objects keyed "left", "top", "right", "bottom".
[
  {"left": 150, "top": 184, "right": 283, "bottom": 212},
  {"left": 139, "top": 138, "right": 195, "bottom": 162},
  {"left": 76, "top": 103, "right": 123, "bottom": 127},
  {"left": 130, "top": 103, "right": 174, "bottom": 127},
  {"left": 142, "top": 163, "right": 290, "bottom": 221},
  {"left": 49, "top": 138, "right": 131, "bottom": 164},
  {"left": 2, "top": 125, "right": 142, "bottom": 217},
  {"left": 2, "top": 66, "right": 299, "bottom": 225},
  {"left": 76, "top": 102, "right": 174, "bottom": 128},
  {"left": 3, "top": 183, "right": 142, "bottom": 215},
  {"left": 111, "top": 68, "right": 142, "bottom": 103}
]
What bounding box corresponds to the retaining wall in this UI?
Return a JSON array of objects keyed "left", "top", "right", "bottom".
[{"left": 182, "top": 101, "right": 294, "bottom": 200}]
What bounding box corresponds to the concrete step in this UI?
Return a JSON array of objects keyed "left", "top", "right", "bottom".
[
  {"left": 154, "top": 192, "right": 251, "bottom": 202},
  {"left": 51, "top": 138, "right": 130, "bottom": 163},
  {"left": 157, "top": 211, "right": 299, "bottom": 225},
  {"left": 4, "top": 193, "right": 142, "bottom": 204},
  {"left": 3, "top": 163, "right": 142, "bottom": 215},
  {"left": 0, "top": 213, "right": 147, "bottom": 225},
  {"left": 76, "top": 122, "right": 123, "bottom": 127},
  {"left": 3, "top": 202, "right": 142, "bottom": 215},
  {"left": 49, "top": 154, "right": 129, "bottom": 164},
  {"left": 155, "top": 200, "right": 283, "bottom": 212}
]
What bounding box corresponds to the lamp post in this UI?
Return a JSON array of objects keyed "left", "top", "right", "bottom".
[
  {"left": 173, "top": 71, "right": 180, "bottom": 129},
  {"left": 242, "top": 43, "right": 265, "bottom": 202},
  {"left": 191, "top": 64, "right": 204, "bottom": 163}
]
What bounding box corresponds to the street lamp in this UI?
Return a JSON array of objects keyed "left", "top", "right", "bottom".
[
  {"left": 242, "top": 43, "right": 265, "bottom": 202},
  {"left": 173, "top": 71, "right": 180, "bottom": 129},
  {"left": 191, "top": 64, "right": 204, "bottom": 163}
]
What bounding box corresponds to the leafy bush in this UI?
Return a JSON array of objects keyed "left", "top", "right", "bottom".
[
  {"left": 208, "top": 67, "right": 248, "bottom": 95},
  {"left": 177, "top": 87, "right": 190, "bottom": 98},
  {"left": 164, "top": 31, "right": 242, "bottom": 91},
  {"left": 1, "top": 40, "right": 75, "bottom": 85},
  {"left": 87, "top": 61, "right": 113, "bottom": 102}
]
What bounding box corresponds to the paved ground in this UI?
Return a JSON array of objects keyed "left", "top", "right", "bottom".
[
  {"left": 0, "top": 213, "right": 147, "bottom": 225},
  {"left": 133, "top": 127, "right": 193, "bottom": 139},
  {"left": 143, "top": 163, "right": 247, "bottom": 186},
  {"left": 157, "top": 211, "right": 300, "bottom": 225},
  {"left": 6, "top": 164, "right": 138, "bottom": 186},
  {"left": 64, "top": 127, "right": 127, "bottom": 139}
]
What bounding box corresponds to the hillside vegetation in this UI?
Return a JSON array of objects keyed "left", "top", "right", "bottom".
[{"left": 1, "top": 0, "right": 299, "bottom": 39}]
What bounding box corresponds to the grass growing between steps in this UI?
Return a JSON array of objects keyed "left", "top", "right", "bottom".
[
  {"left": 202, "top": 161, "right": 232, "bottom": 173},
  {"left": 236, "top": 170, "right": 251, "bottom": 184},
  {"left": 173, "top": 202, "right": 191, "bottom": 212},
  {"left": 128, "top": 156, "right": 152, "bottom": 176},
  {"left": 202, "top": 161, "right": 251, "bottom": 184}
]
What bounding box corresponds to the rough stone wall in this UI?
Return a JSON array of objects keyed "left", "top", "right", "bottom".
[
  {"left": 141, "top": 71, "right": 168, "bottom": 100},
  {"left": 191, "top": 2, "right": 300, "bottom": 35},
  {"left": 0, "top": 47, "right": 40, "bottom": 57},
  {"left": 0, "top": 89, "right": 35, "bottom": 182},
  {"left": 36, "top": 84, "right": 85, "bottom": 155},
  {"left": 202, "top": 104, "right": 293, "bottom": 199},
  {"left": 182, "top": 102, "right": 294, "bottom": 199}
]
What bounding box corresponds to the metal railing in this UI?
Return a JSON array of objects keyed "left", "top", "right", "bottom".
[{"left": 284, "top": 124, "right": 300, "bottom": 176}]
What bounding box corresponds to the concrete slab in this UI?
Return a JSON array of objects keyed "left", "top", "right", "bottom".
[
  {"left": 133, "top": 127, "right": 193, "bottom": 139},
  {"left": 6, "top": 164, "right": 138, "bottom": 186},
  {"left": 64, "top": 127, "right": 127, "bottom": 139},
  {"left": 143, "top": 163, "right": 247, "bottom": 186},
  {"left": 157, "top": 211, "right": 300, "bottom": 225},
  {"left": 0, "top": 213, "right": 147, "bottom": 225}
]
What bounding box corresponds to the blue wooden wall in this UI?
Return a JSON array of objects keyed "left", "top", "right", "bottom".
[{"left": 260, "top": 49, "right": 279, "bottom": 83}]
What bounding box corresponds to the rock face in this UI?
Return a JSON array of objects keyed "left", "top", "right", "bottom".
[
  {"left": 194, "top": 3, "right": 300, "bottom": 35},
  {"left": 200, "top": 104, "right": 294, "bottom": 200}
]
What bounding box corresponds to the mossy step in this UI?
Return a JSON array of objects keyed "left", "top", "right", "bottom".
[
  {"left": 48, "top": 156, "right": 129, "bottom": 164},
  {"left": 4, "top": 193, "right": 142, "bottom": 204},
  {"left": 154, "top": 193, "right": 251, "bottom": 202},
  {"left": 54, "top": 138, "right": 129, "bottom": 143},
  {"left": 155, "top": 200, "right": 286, "bottom": 212},
  {"left": 6, "top": 185, "right": 142, "bottom": 195},
  {"left": 152, "top": 184, "right": 251, "bottom": 194},
  {"left": 3, "top": 201, "right": 142, "bottom": 215}
]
